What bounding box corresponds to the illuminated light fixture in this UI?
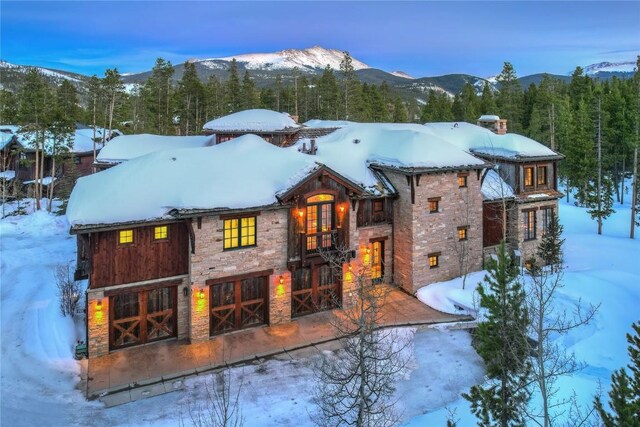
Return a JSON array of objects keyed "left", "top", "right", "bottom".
[
  {"left": 339, "top": 206, "right": 345, "bottom": 213},
  {"left": 348, "top": 264, "right": 353, "bottom": 271},
  {"left": 198, "top": 289, "right": 205, "bottom": 300},
  {"left": 279, "top": 276, "right": 285, "bottom": 285},
  {"left": 96, "top": 300, "right": 103, "bottom": 311},
  {"left": 366, "top": 248, "right": 371, "bottom": 255},
  {"left": 298, "top": 210, "right": 304, "bottom": 218}
]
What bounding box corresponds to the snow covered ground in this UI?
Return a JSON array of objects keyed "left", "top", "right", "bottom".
[{"left": 1, "top": 194, "right": 638, "bottom": 426}]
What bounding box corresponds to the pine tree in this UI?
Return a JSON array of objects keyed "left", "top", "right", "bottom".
[
  {"left": 204, "top": 75, "right": 224, "bottom": 120},
  {"left": 463, "top": 241, "right": 531, "bottom": 427},
  {"left": 0, "top": 89, "right": 19, "bottom": 123},
  {"left": 240, "top": 70, "right": 257, "bottom": 111},
  {"left": 595, "top": 322, "right": 640, "bottom": 426},
  {"left": 479, "top": 81, "right": 497, "bottom": 115},
  {"left": 392, "top": 97, "right": 408, "bottom": 123},
  {"left": 102, "top": 68, "right": 125, "bottom": 141},
  {"left": 143, "top": 58, "right": 174, "bottom": 134},
  {"left": 495, "top": 62, "right": 523, "bottom": 133},
  {"left": 55, "top": 80, "right": 80, "bottom": 122},
  {"left": 176, "top": 61, "right": 204, "bottom": 135},
  {"left": 224, "top": 59, "right": 242, "bottom": 113},
  {"left": 317, "top": 66, "right": 339, "bottom": 120},
  {"left": 536, "top": 212, "right": 565, "bottom": 272},
  {"left": 339, "top": 51, "right": 358, "bottom": 120}
]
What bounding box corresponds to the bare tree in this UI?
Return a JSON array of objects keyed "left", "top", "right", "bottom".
[
  {"left": 311, "top": 245, "right": 411, "bottom": 427},
  {"left": 451, "top": 185, "right": 472, "bottom": 289},
  {"left": 54, "top": 262, "right": 80, "bottom": 317},
  {"left": 524, "top": 250, "right": 599, "bottom": 426},
  {"left": 183, "top": 369, "right": 244, "bottom": 427}
]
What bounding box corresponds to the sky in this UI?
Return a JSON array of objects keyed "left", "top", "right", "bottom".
[{"left": 1, "top": 1, "right": 638, "bottom": 78}]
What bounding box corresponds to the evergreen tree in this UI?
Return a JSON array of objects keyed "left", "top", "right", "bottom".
[
  {"left": 317, "top": 66, "right": 339, "bottom": 119},
  {"left": 495, "top": 62, "right": 523, "bottom": 133},
  {"left": 479, "top": 81, "right": 497, "bottom": 115},
  {"left": 204, "top": 75, "right": 224, "bottom": 120},
  {"left": 55, "top": 80, "right": 80, "bottom": 122},
  {"left": 144, "top": 58, "right": 174, "bottom": 134},
  {"left": 176, "top": 61, "right": 204, "bottom": 135},
  {"left": 536, "top": 212, "right": 565, "bottom": 272},
  {"left": 86, "top": 75, "right": 102, "bottom": 159},
  {"left": 369, "top": 84, "right": 388, "bottom": 122},
  {"left": 453, "top": 82, "right": 480, "bottom": 123},
  {"left": 102, "top": 68, "right": 125, "bottom": 141},
  {"left": 463, "top": 241, "right": 531, "bottom": 427},
  {"left": 392, "top": 97, "right": 408, "bottom": 123},
  {"left": 224, "top": 59, "right": 242, "bottom": 113},
  {"left": 0, "top": 89, "right": 18, "bottom": 123},
  {"left": 595, "top": 322, "right": 640, "bottom": 426},
  {"left": 240, "top": 70, "right": 257, "bottom": 110},
  {"left": 339, "top": 51, "right": 358, "bottom": 120}
]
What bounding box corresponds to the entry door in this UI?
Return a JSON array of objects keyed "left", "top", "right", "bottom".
[
  {"left": 210, "top": 276, "right": 268, "bottom": 336},
  {"left": 371, "top": 240, "right": 384, "bottom": 284},
  {"left": 291, "top": 264, "right": 341, "bottom": 317},
  {"left": 110, "top": 286, "right": 177, "bottom": 350}
]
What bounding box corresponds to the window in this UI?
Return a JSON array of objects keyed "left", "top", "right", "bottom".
[
  {"left": 119, "top": 229, "right": 133, "bottom": 244},
  {"left": 428, "top": 252, "right": 440, "bottom": 269},
  {"left": 542, "top": 207, "right": 554, "bottom": 235},
  {"left": 306, "top": 194, "right": 335, "bottom": 252},
  {"left": 524, "top": 210, "right": 536, "bottom": 240},
  {"left": 428, "top": 197, "right": 440, "bottom": 213},
  {"left": 223, "top": 216, "right": 256, "bottom": 250},
  {"left": 457, "top": 226, "right": 468, "bottom": 241},
  {"left": 457, "top": 174, "right": 468, "bottom": 188},
  {"left": 154, "top": 225, "right": 168, "bottom": 240},
  {"left": 372, "top": 199, "right": 384, "bottom": 214},
  {"left": 524, "top": 167, "right": 534, "bottom": 187},
  {"left": 537, "top": 165, "right": 548, "bottom": 186}
]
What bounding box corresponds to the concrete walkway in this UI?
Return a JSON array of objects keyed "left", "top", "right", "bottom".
[{"left": 82, "top": 287, "right": 471, "bottom": 407}]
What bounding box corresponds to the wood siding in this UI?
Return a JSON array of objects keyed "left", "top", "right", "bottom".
[
  {"left": 89, "top": 222, "right": 189, "bottom": 288},
  {"left": 483, "top": 202, "right": 506, "bottom": 247},
  {"left": 356, "top": 198, "right": 393, "bottom": 228}
]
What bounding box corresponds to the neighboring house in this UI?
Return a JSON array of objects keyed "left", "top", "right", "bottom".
[
  {"left": 203, "top": 109, "right": 302, "bottom": 146},
  {"left": 66, "top": 111, "right": 562, "bottom": 358},
  {"left": 94, "top": 134, "right": 216, "bottom": 170}
]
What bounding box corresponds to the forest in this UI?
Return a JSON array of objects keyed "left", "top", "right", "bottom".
[{"left": 0, "top": 54, "right": 639, "bottom": 231}]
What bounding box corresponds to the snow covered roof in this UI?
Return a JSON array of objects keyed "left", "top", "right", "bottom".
[
  {"left": 96, "top": 134, "right": 216, "bottom": 164},
  {"left": 67, "top": 135, "right": 319, "bottom": 227},
  {"left": 303, "top": 119, "right": 356, "bottom": 129},
  {"left": 422, "top": 122, "right": 560, "bottom": 160},
  {"left": 293, "top": 123, "right": 488, "bottom": 195},
  {"left": 478, "top": 115, "right": 500, "bottom": 121},
  {"left": 203, "top": 109, "right": 300, "bottom": 133},
  {"left": 72, "top": 128, "right": 122, "bottom": 153},
  {"left": 481, "top": 169, "right": 515, "bottom": 201},
  {"left": 0, "top": 125, "right": 121, "bottom": 154},
  {"left": 0, "top": 125, "right": 21, "bottom": 149},
  {"left": 0, "top": 170, "right": 16, "bottom": 180}
]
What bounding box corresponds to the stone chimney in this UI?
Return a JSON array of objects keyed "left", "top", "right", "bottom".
[{"left": 477, "top": 115, "right": 508, "bottom": 135}]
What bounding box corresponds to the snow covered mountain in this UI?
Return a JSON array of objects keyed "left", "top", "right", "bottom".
[
  {"left": 201, "top": 46, "right": 370, "bottom": 73},
  {"left": 0, "top": 60, "right": 87, "bottom": 92},
  {"left": 581, "top": 61, "right": 637, "bottom": 75},
  {"left": 390, "top": 71, "right": 415, "bottom": 79}
]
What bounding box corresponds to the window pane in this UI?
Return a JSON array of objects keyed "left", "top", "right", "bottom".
[
  {"left": 292, "top": 268, "right": 312, "bottom": 291},
  {"left": 113, "top": 293, "right": 139, "bottom": 319},
  {"left": 224, "top": 219, "right": 239, "bottom": 249},
  {"left": 307, "top": 194, "right": 334, "bottom": 203},
  {"left": 154, "top": 226, "right": 168, "bottom": 240},
  {"left": 321, "top": 204, "right": 332, "bottom": 231},
  {"left": 307, "top": 205, "right": 318, "bottom": 233},
  {"left": 119, "top": 230, "right": 133, "bottom": 244}
]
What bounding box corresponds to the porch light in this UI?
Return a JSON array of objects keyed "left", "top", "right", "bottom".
[
  {"left": 279, "top": 276, "right": 285, "bottom": 285},
  {"left": 198, "top": 289, "right": 205, "bottom": 300},
  {"left": 339, "top": 206, "right": 345, "bottom": 213},
  {"left": 298, "top": 210, "right": 304, "bottom": 218},
  {"left": 366, "top": 248, "right": 370, "bottom": 255},
  {"left": 96, "top": 300, "right": 102, "bottom": 311}
]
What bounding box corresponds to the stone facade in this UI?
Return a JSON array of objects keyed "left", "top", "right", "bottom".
[
  {"left": 189, "top": 209, "right": 290, "bottom": 341},
  {"left": 516, "top": 199, "right": 560, "bottom": 262},
  {"left": 387, "top": 170, "right": 484, "bottom": 293}
]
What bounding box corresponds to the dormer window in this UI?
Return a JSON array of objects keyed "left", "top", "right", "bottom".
[
  {"left": 524, "top": 167, "right": 534, "bottom": 188},
  {"left": 537, "top": 166, "right": 548, "bottom": 186}
]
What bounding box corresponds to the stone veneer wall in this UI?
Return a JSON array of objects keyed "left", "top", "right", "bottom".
[
  {"left": 516, "top": 199, "right": 560, "bottom": 261},
  {"left": 189, "top": 209, "right": 290, "bottom": 342},
  {"left": 386, "top": 170, "right": 484, "bottom": 293}
]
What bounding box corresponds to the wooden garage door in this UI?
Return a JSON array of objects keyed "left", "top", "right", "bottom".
[{"left": 210, "top": 275, "right": 268, "bottom": 336}]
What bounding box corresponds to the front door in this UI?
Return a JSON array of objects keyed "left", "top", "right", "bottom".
[
  {"left": 110, "top": 286, "right": 177, "bottom": 350},
  {"left": 210, "top": 275, "right": 268, "bottom": 336},
  {"left": 291, "top": 263, "right": 341, "bottom": 317}
]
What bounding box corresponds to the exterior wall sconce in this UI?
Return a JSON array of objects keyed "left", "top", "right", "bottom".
[
  {"left": 339, "top": 206, "right": 345, "bottom": 213},
  {"left": 96, "top": 300, "right": 103, "bottom": 311},
  {"left": 279, "top": 276, "right": 285, "bottom": 285},
  {"left": 298, "top": 210, "right": 304, "bottom": 218},
  {"left": 198, "top": 289, "right": 205, "bottom": 300},
  {"left": 183, "top": 287, "right": 189, "bottom": 297}
]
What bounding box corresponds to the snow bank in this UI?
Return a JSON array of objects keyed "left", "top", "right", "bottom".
[
  {"left": 67, "top": 134, "right": 318, "bottom": 226},
  {"left": 97, "top": 134, "right": 216, "bottom": 163},
  {"left": 203, "top": 109, "right": 300, "bottom": 132},
  {"left": 416, "top": 270, "right": 486, "bottom": 315},
  {"left": 423, "top": 122, "right": 559, "bottom": 159}
]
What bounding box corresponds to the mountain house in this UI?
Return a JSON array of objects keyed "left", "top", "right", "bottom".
[{"left": 66, "top": 110, "right": 563, "bottom": 358}]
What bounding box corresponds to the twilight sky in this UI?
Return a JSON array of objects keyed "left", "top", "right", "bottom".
[{"left": 1, "top": 1, "right": 638, "bottom": 78}]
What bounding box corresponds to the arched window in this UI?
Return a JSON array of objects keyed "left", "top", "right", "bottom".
[{"left": 306, "top": 194, "right": 335, "bottom": 252}]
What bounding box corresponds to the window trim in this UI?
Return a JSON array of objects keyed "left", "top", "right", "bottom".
[
  {"left": 305, "top": 194, "right": 336, "bottom": 253},
  {"left": 153, "top": 225, "right": 169, "bottom": 241},
  {"left": 457, "top": 173, "right": 469, "bottom": 188},
  {"left": 457, "top": 225, "right": 469, "bottom": 241},
  {"left": 428, "top": 252, "right": 441, "bottom": 269},
  {"left": 524, "top": 166, "right": 534, "bottom": 188},
  {"left": 223, "top": 215, "right": 257, "bottom": 251},
  {"left": 537, "top": 165, "right": 548, "bottom": 186},
  {"left": 428, "top": 197, "right": 441, "bottom": 214},
  {"left": 541, "top": 206, "right": 554, "bottom": 236},
  {"left": 523, "top": 209, "right": 537, "bottom": 241},
  {"left": 118, "top": 229, "right": 134, "bottom": 245}
]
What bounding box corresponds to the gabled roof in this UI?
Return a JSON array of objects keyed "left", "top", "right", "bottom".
[
  {"left": 292, "top": 123, "right": 487, "bottom": 196},
  {"left": 67, "top": 135, "right": 319, "bottom": 228},
  {"left": 96, "top": 134, "right": 216, "bottom": 164},
  {"left": 203, "top": 109, "right": 301, "bottom": 133}
]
